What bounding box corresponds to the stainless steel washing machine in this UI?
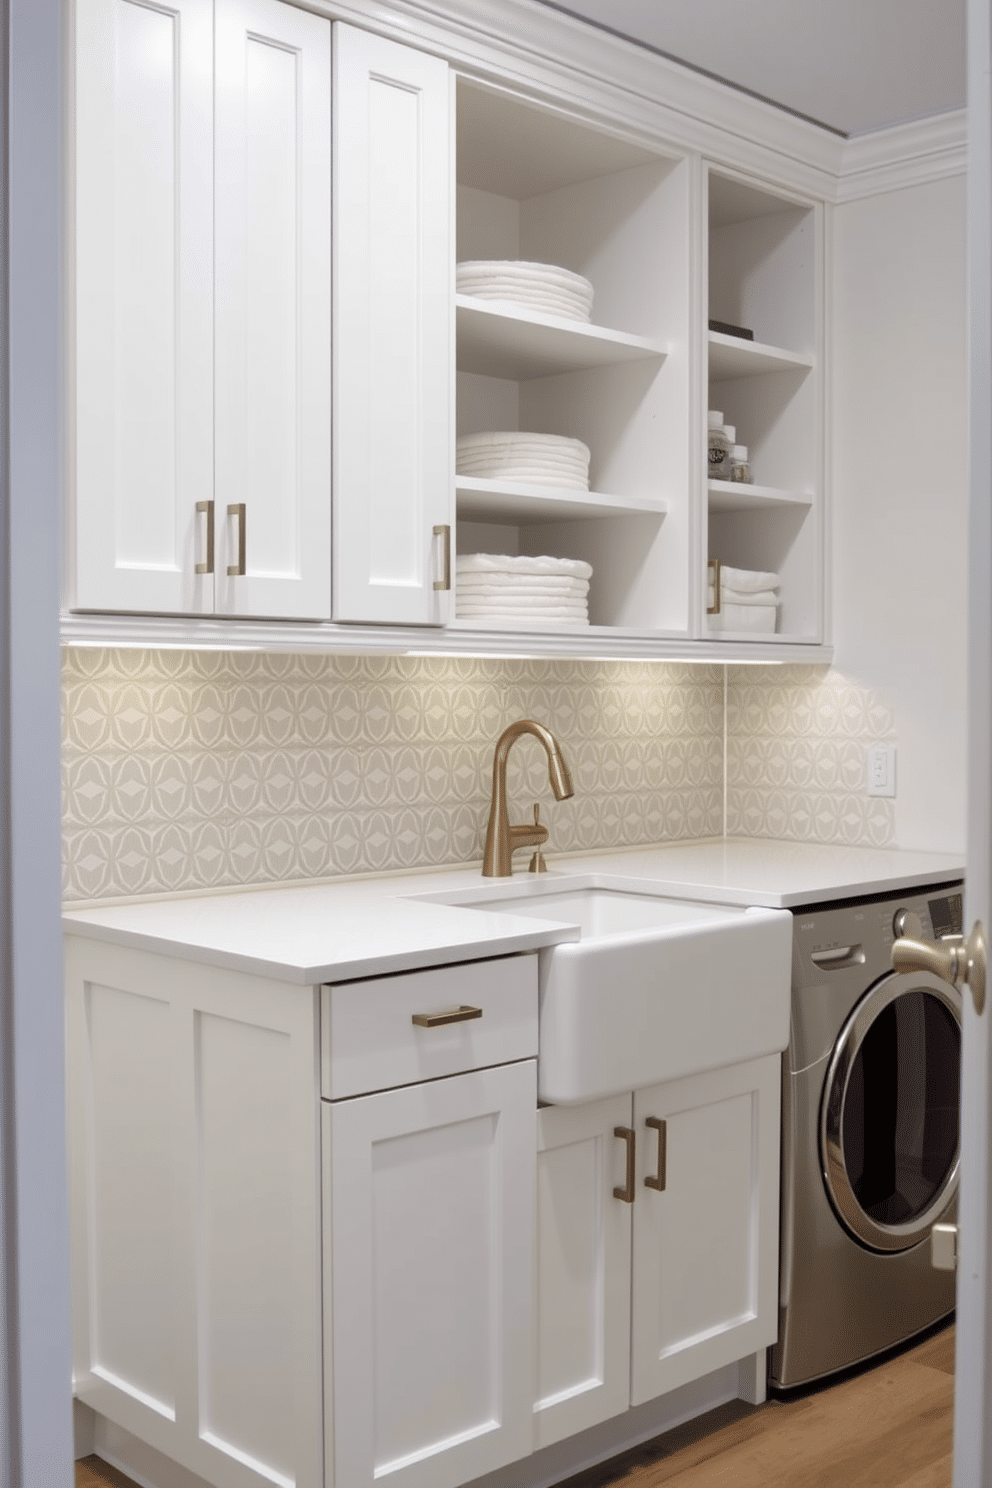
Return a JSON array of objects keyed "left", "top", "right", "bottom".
[{"left": 769, "top": 880, "right": 963, "bottom": 1391}]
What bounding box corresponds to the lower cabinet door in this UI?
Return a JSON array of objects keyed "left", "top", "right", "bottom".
[
  {"left": 326, "top": 1061, "right": 536, "bottom": 1488},
  {"left": 535, "top": 1095, "right": 633, "bottom": 1448},
  {"left": 629, "top": 1055, "right": 781, "bottom": 1405}
]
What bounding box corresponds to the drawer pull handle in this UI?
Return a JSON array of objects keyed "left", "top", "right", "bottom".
[
  {"left": 411, "top": 1004, "right": 482, "bottom": 1028},
  {"left": 707, "top": 558, "right": 721, "bottom": 615},
  {"left": 227, "top": 502, "right": 246, "bottom": 576},
  {"left": 645, "top": 1116, "right": 667, "bottom": 1191},
  {"left": 195, "top": 500, "right": 214, "bottom": 574},
  {"left": 613, "top": 1126, "right": 635, "bottom": 1203}
]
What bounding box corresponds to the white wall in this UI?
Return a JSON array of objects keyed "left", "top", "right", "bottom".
[{"left": 832, "top": 172, "right": 968, "bottom": 851}]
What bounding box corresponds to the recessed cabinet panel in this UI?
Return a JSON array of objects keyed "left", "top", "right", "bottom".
[
  {"left": 74, "top": 0, "right": 213, "bottom": 613},
  {"left": 630, "top": 1057, "right": 780, "bottom": 1404},
  {"left": 535, "top": 1097, "right": 633, "bottom": 1449},
  {"left": 333, "top": 25, "right": 453, "bottom": 624},
  {"left": 195, "top": 1012, "right": 295, "bottom": 1479},
  {"left": 329, "top": 1062, "right": 536, "bottom": 1488},
  {"left": 215, "top": 0, "right": 332, "bottom": 618},
  {"left": 82, "top": 982, "right": 176, "bottom": 1415}
]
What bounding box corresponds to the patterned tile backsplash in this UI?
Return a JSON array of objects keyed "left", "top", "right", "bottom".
[
  {"left": 726, "top": 664, "right": 896, "bottom": 847},
  {"left": 61, "top": 650, "right": 895, "bottom": 904}
]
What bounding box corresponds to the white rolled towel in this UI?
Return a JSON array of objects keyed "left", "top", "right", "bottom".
[
  {"left": 708, "top": 585, "right": 778, "bottom": 608},
  {"left": 708, "top": 604, "right": 777, "bottom": 633},
  {"left": 457, "top": 552, "right": 593, "bottom": 581},
  {"left": 713, "top": 565, "right": 779, "bottom": 593}
]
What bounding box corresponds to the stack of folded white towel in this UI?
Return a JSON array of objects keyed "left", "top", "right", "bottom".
[
  {"left": 456, "top": 553, "right": 592, "bottom": 627},
  {"left": 456, "top": 432, "right": 591, "bottom": 490},
  {"left": 707, "top": 564, "right": 779, "bottom": 633},
  {"left": 456, "top": 260, "right": 594, "bottom": 323}
]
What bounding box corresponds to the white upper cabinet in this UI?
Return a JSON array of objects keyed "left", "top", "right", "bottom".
[
  {"left": 332, "top": 26, "right": 453, "bottom": 625},
  {"left": 214, "top": 0, "right": 332, "bottom": 618},
  {"left": 74, "top": 0, "right": 214, "bottom": 615},
  {"left": 73, "top": 0, "right": 332, "bottom": 620},
  {"left": 68, "top": 0, "right": 832, "bottom": 656}
]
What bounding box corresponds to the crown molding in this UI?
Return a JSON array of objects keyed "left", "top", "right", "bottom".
[
  {"left": 314, "top": 0, "right": 844, "bottom": 199},
  {"left": 836, "top": 111, "right": 966, "bottom": 202}
]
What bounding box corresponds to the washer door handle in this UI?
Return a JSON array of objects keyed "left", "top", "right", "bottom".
[{"left": 892, "top": 922, "right": 986, "bottom": 1015}]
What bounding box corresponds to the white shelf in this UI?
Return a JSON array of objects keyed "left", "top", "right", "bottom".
[
  {"left": 708, "top": 331, "right": 813, "bottom": 380},
  {"left": 707, "top": 479, "right": 812, "bottom": 512},
  {"left": 457, "top": 296, "right": 668, "bottom": 380},
  {"left": 456, "top": 475, "right": 667, "bottom": 524}
]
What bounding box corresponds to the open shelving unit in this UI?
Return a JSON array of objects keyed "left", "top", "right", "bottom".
[
  {"left": 454, "top": 80, "right": 692, "bottom": 636},
  {"left": 704, "top": 167, "right": 823, "bottom": 645}
]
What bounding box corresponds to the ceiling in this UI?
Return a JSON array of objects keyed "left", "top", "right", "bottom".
[{"left": 536, "top": 0, "right": 966, "bottom": 137}]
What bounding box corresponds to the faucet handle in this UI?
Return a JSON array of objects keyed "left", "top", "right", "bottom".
[{"left": 529, "top": 805, "right": 547, "bottom": 873}]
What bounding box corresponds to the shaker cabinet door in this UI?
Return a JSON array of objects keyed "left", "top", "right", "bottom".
[
  {"left": 629, "top": 1055, "right": 781, "bottom": 1404},
  {"left": 74, "top": 0, "right": 214, "bottom": 614},
  {"left": 327, "top": 1062, "right": 535, "bottom": 1488},
  {"left": 332, "top": 24, "right": 453, "bottom": 625},
  {"left": 214, "top": 0, "right": 332, "bottom": 619}
]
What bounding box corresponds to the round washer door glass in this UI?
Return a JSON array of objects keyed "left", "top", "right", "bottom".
[{"left": 820, "top": 969, "right": 961, "bottom": 1252}]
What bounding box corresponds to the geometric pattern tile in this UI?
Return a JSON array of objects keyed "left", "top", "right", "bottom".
[
  {"left": 725, "top": 664, "right": 896, "bottom": 848},
  {"left": 62, "top": 649, "right": 726, "bottom": 904}
]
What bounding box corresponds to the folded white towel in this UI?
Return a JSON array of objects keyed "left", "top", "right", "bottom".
[
  {"left": 456, "top": 599, "right": 588, "bottom": 616},
  {"left": 457, "top": 579, "right": 589, "bottom": 598},
  {"left": 457, "top": 260, "right": 593, "bottom": 296},
  {"left": 708, "top": 585, "right": 778, "bottom": 608},
  {"left": 458, "top": 431, "right": 590, "bottom": 456},
  {"left": 456, "top": 609, "right": 589, "bottom": 624},
  {"left": 708, "top": 603, "right": 777, "bottom": 633},
  {"left": 457, "top": 553, "right": 593, "bottom": 580},
  {"left": 456, "top": 614, "right": 590, "bottom": 629},
  {"left": 712, "top": 564, "right": 779, "bottom": 593}
]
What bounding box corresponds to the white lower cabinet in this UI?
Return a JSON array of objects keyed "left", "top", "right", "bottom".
[
  {"left": 536, "top": 1055, "right": 781, "bottom": 1444},
  {"left": 324, "top": 1061, "right": 537, "bottom": 1488},
  {"left": 65, "top": 930, "right": 780, "bottom": 1488}
]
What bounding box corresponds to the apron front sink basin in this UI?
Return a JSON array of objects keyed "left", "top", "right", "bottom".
[{"left": 435, "top": 878, "right": 793, "bottom": 1103}]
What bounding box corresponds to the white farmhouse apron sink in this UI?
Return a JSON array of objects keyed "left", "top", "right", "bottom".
[{"left": 423, "top": 878, "right": 793, "bottom": 1104}]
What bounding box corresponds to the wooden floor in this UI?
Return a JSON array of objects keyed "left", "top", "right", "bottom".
[{"left": 75, "top": 1323, "right": 955, "bottom": 1488}]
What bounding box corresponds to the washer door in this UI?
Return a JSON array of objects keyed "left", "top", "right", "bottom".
[{"left": 820, "top": 968, "right": 961, "bottom": 1252}]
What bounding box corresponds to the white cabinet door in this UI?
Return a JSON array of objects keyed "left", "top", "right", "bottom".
[
  {"left": 630, "top": 1055, "right": 781, "bottom": 1404},
  {"left": 74, "top": 0, "right": 213, "bottom": 614},
  {"left": 64, "top": 938, "right": 323, "bottom": 1488},
  {"left": 535, "top": 1095, "right": 633, "bottom": 1449},
  {"left": 327, "top": 1062, "right": 535, "bottom": 1488},
  {"left": 215, "top": 0, "right": 332, "bottom": 618},
  {"left": 332, "top": 24, "right": 453, "bottom": 625}
]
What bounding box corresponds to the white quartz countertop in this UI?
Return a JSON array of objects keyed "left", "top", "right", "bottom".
[{"left": 62, "top": 836, "right": 964, "bottom": 985}]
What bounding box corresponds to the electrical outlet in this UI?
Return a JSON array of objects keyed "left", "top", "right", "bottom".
[{"left": 867, "top": 743, "right": 896, "bottom": 797}]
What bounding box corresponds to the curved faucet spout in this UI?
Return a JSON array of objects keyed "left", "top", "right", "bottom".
[{"left": 482, "top": 720, "right": 574, "bottom": 878}]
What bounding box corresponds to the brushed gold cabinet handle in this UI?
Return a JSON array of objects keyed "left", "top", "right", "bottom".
[
  {"left": 411, "top": 1004, "right": 482, "bottom": 1028},
  {"left": 227, "top": 503, "right": 246, "bottom": 576},
  {"left": 645, "top": 1116, "right": 667, "bottom": 1191},
  {"left": 195, "top": 500, "right": 214, "bottom": 574},
  {"left": 613, "top": 1126, "right": 635, "bottom": 1203},
  {"left": 707, "top": 558, "right": 721, "bottom": 615},
  {"left": 433, "top": 524, "right": 451, "bottom": 591}
]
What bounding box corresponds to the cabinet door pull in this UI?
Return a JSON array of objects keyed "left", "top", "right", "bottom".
[
  {"left": 227, "top": 503, "right": 246, "bottom": 576},
  {"left": 706, "top": 558, "right": 721, "bottom": 615},
  {"left": 645, "top": 1116, "right": 667, "bottom": 1191},
  {"left": 195, "top": 500, "right": 214, "bottom": 574},
  {"left": 613, "top": 1126, "right": 636, "bottom": 1203},
  {"left": 411, "top": 1004, "right": 482, "bottom": 1028},
  {"left": 433, "top": 524, "right": 451, "bottom": 591}
]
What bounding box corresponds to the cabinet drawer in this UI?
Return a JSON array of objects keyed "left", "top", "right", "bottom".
[{"left": 321, "top": 954, "right": 538, "bottom": 1100}]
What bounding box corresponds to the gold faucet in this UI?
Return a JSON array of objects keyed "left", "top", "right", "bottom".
[{"left": 482, "top": 720, "right": 574, "bottom": 877}]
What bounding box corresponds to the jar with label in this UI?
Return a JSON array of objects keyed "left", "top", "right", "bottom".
[
  {"left": 708, "top": 411, "right": 731, "bottom": 480},
  {"left": 729, "top": 444, "right": 752, "bottom": 483}
]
